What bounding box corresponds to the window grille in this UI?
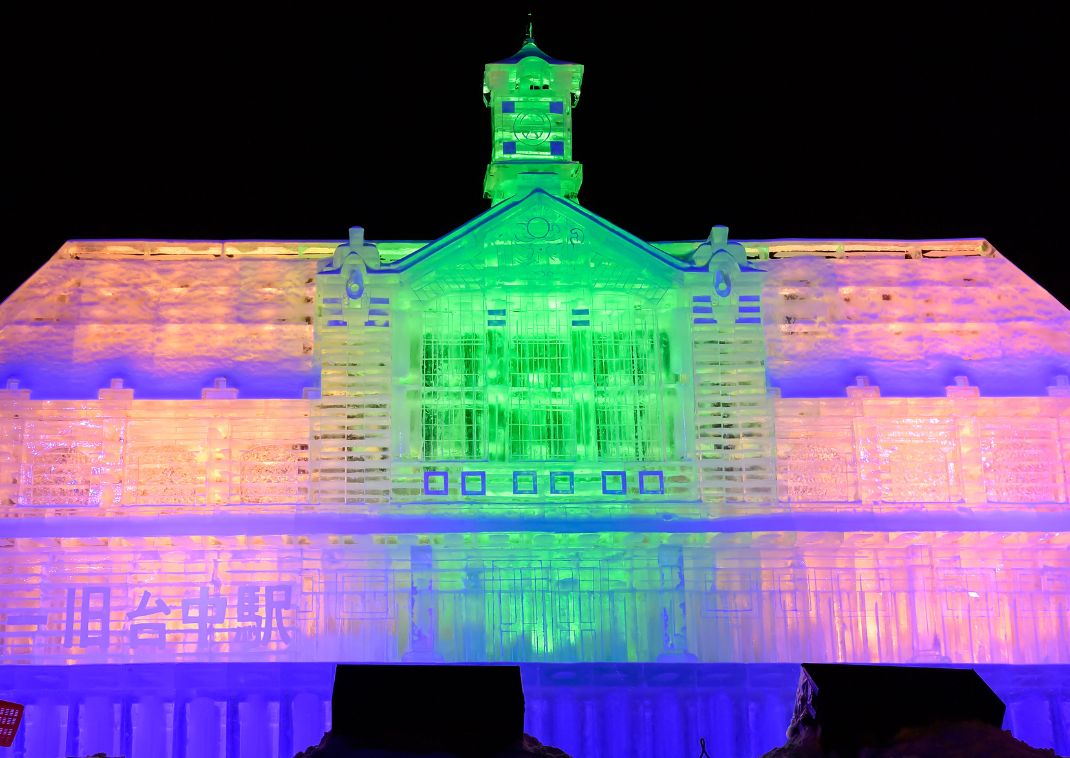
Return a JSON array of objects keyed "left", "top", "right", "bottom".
[{"left": 24, "top": 446, "right": 95, "bottom": 506}]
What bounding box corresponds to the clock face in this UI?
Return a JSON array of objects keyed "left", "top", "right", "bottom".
[{"left": 512, "top": 112, "right": 553, "bottom": 146}]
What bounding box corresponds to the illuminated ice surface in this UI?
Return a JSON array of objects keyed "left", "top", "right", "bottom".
[{"left": 2, "top": 31, "right": 1069, "bottom": 758}]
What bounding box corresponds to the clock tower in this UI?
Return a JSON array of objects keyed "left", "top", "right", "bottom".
[{"left": 482, "top": 25, "right": 584, "bottom": 205}]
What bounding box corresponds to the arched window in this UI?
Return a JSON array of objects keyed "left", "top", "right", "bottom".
[
  {"left": 24, "top": 446, "right": 95, "bottom": 506},
  {"left": 240, "top": 443, "right": 309, "bottom": 503}
]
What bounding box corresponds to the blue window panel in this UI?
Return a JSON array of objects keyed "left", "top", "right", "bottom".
[
  {"left": 692, "top": 305, "right": 713, "bottom": 314},
  {"left": 503, "top": 141, "right": 517, "bottom": 155},
  {"left": 487, "top": 308, "right": 506, "bottom": 316},
  {"left": 602, "top": 471, "right": 627, "bottom": 496},
  {"left": 423, "top": 471, "right": 448, "bottom": 496},
  {"left": 550, "top": 141, "right": 564, "bottom": 156},
  {"left": 369, "top": 297, "right": 390, "bottom": 305},
  {"left": 502, "top": 101, "right": 515, "bottom": 113},
  {"left": 693, "top": 317, "right": 718, "bottom": 325},
  {"left": 639, "top": 470, "right": 665, "bottom": 495},
  {"left": 327, "top": 319, "right": 347, "bottom": 327},
  {"left": 549, "top": 471, "right": 575, "bottom": 495},
  {"left": 549, "top": 101, "right": 564, "bottom": 114},
  {"left": 735, "top": 317, "right": 762, "bottom": 325},
  {"left": 738, "top": 295, "right": 761, "bottom": 302},
  {"left": 461, "top": 471, "right": 486, "bottom": 496},
  {"left": 692, "top": 295, "right": 712, "bottom": 303},
  {"left": 571, "top": 319, "right": 590, "bottom": 327},
  {"left": 487, "top": 319, "right": 506, "bottom": 327},
  {"left": 571, "top": 308, "right": 590, "bottom": 316},
  {"left": 513, "top": 471, "right": 538, "bottom": 495},
  {"left": 738, "top": 306, "right": 761, "bottom": 314},
  {"left": 368, "top": 308, "right": 389, "bottom": 316}
]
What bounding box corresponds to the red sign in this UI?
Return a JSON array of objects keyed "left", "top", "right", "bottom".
[{"left": 0, "top": 700, "right": 23, "bottom": 747}]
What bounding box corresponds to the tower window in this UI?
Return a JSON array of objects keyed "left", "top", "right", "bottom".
[
  {"left": 502, "top": 101, "right": 515, "bottom": 113},
  {"left": 503, "top": 141, "right": 517, "bottom": 155},
  {"left": 550, "top": 141, "right": 564, "bottom": 156},
  {"left": 549, "top": 101, "right": 564, "bottom": 114}
]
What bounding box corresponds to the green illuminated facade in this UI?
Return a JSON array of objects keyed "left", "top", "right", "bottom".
[{"left": 314, "top": 32, "right": 772, "bottom": 509}]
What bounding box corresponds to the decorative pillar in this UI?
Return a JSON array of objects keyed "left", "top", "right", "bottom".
[
  {"left": 405, "top": 544, "right": 440, "bottom": 661},
  {"left": 311, "top": 227, "right": 394, "bottom": 508},
  {"left": 98, "top": 378, "right": 133, "bottom": 510},
  {"left": 946, "top": 376, "right": 985, "bottom": 504},
  {"left": 906, "top": 545, "right": 945, "bottom": 663},
  {"left": 462, "top": 557, "right": 486, "bottom": 660},
  {"left": 657, "top": 544, "right": 696, "bottom": 661},
  {"left": 0, "top": 378, "right": 30, "bottom": 509},
  {"left": 689, "top": 228, "right": 776, "bottom": 513},
  {"left": 1050, "top": 375, "right": 1070, "bottom": 504},
  {"left": 202, "top": 377, "right": 237, "bottom": 506},
  {"left": 848, "top": 376, "right": 882, "bottom": 506}
]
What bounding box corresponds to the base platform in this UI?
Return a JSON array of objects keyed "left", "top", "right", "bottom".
[{"left": 1, "top": 662, "right": 1067, "bottom": 757}]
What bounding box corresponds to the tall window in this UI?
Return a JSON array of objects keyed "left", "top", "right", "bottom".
[
  {"left": 591, "top": 296, "right": 665, "bottom": 460},
  {"left": 417, "top": 293, "right": 675, "bottom": 463},
  {"left": 419, "top": 296, "right": 486, "bottom": 460},
  {"left": 507, "top": 298, "right": 573, "bottom": 461}
]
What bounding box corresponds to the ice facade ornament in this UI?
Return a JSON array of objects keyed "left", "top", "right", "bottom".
[{"left": 1, "top": 29, "right": 1069, "bottom": 758}]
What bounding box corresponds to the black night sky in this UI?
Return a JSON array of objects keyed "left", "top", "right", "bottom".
[{"left": 8, "top": 5, "right": 1067, "bottom": 306}]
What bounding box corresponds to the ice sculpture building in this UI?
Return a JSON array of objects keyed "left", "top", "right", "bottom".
[{"left": 2, "top": 31, "right": 1069, "bottom": 758}]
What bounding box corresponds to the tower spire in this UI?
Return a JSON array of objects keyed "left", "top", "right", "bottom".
[{"left": 481, "top": 25, "right": 585, "bottom": 205}]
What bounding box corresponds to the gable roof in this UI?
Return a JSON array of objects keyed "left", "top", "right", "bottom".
[{"left": 383, "top": 188, "right": 696, "bottom": 275}]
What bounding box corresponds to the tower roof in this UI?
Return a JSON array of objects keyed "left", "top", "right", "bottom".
[
  {"left": 493, "top": 38, "right": 573, "bottom": 66},
  {"left": 492, "top": 20, "right": 573, "bottom": 66}
]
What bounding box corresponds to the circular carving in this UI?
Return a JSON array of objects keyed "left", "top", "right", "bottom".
[
  {"left": 525, "top": 216, "right": 550, "bottom": 239},
  {"left": 513, "top": 112, "right": 552, "bottom": 145}
]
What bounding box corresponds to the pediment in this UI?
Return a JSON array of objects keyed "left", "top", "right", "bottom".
[{"left": 390, "top": 190, "right": 690, "bottom": 299}]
